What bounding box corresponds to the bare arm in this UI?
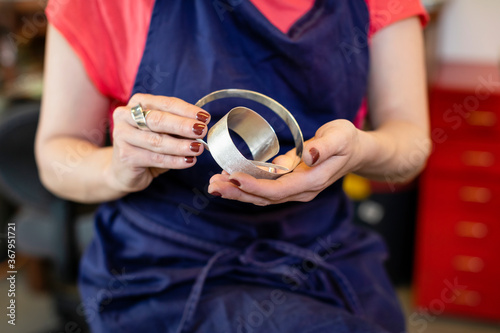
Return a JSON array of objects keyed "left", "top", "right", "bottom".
[
  {"left": 36, "top": 24, "right": 210, "bottom": 203},
  {"left": 356, "top": 16, "right": 430, "bottom": 182},
  {"left": 208, "top": 17, "right": 430, "bottom": 205},
  {"left": 36, "top": 24, "right": 118, "bottom": 203}
]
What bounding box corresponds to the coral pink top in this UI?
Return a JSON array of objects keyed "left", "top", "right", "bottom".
[{"left": 46, "top": 0, "right": 428, "bottom": 125}]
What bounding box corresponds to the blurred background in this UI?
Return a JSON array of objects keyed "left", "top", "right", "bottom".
[{"left": 0, "top": 0, "right": 499, "bottom": 332}]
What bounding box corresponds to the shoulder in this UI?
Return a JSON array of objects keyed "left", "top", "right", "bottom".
[
  {"left": 365, "top": 0, "right": 429, "bottom": 37},
  {"left": 45, "top": 0, "right": 155, "bottom": 101}
]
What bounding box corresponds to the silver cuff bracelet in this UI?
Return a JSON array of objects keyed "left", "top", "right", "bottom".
[{"left": 195, "top": 89, "right": 304, "bottom": 180}]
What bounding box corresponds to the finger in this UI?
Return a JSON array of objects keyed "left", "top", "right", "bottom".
[
  {"left": 226, "top": 172, "right": 299, "bottom": 202},
  {"left": 117, "top": 106, "right": 208, "bottom": 139},
  {"left": 209, "top": 173, "right": 230, "bottom": 184},
  {"left": 208, "top": 180, "right": 272, "bottom": 206},
  {"left": 144, "top": 110, "right": 209, "bottom": 138},
  {"left": 129, "top": 93, "right": 211, "bottom": 123},
  {"left": 271, "top": 154, "right": 295, "bottom": 173},
  {"left": 116, "top": 142, "right": 197, "bottom": 170},
  {"left": 303, "top": 120, "right": 356, "bottom": 167},
  {"left": 209, "top": 175, "right": 318, "bottom": 205},
  {"left": 119, "top": 124, "right": 205, "bottom": 156}
]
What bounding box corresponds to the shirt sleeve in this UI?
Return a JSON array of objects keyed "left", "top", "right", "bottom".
[
  {"left": 45, "top": 0, "right": 154, "bottom": 102},
  {"left": 367, "top": 0, "right": 429, "bottom": 37}
]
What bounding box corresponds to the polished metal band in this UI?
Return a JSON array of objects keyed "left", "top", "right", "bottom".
[
  {"left": 131, "top": 104, "right": 149, "bottom": 130},
  {"left": 195, "top": 89, "right": 304, "bottom": 180}
]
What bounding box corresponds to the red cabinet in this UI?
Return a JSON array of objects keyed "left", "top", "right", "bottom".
[{"left": 414, "top": 64, "right": 500, "bottom": 321}]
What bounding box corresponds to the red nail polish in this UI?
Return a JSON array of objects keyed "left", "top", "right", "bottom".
[
  {"left": 185, "top": 156, "right": 195, "bottom": 163},
  {"left": 230, "top": 179, "right": 241, "bottom": 187},
  {"left": 193, "top": 123, "right": 206, "bottom": 136},
  {"left": 190, "top": 142, "right": 202, "bottom": 153},
  {"left": 196, "top": 111, "right": 210, "bottom": 123},
  {"left": 211, "top": 192, "right": 222, "bottom": 197},
  {"left": 310, "top": 148, "right": 320, "bottom": 165}
]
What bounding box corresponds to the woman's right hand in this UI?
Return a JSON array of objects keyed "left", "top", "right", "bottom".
[
  {"left": 38, "top": 25, "right": 212, "bottom": 203},
  {"left": 108, "top": 93, "right": 211, "bottom": 193}
]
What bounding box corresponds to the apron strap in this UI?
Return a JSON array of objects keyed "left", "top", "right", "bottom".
[
  {"left": 177, "top": 238, "right": 364, "bottom": 333},
  {"left": 239, "top": 239, "right": 364, "bottom": 316},
  {"left": 176, "top": 248, "right": 239, "bottom": 333}
]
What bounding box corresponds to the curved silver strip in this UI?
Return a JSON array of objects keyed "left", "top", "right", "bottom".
[{"left": 195, "top": 89, "right": 304, "bottom": 180}]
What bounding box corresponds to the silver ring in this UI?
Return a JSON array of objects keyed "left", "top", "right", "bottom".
[
  {"left": 195, "top": 89, "right": 304, "bottom": 180},
  {"left": 131, "top": 104, "right": 149, "bottom": 130}
]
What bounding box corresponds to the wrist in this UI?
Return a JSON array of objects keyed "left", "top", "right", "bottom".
[
  {"left": 351, "top": 128, "right": 388, "bottom": 174},
  {"left": 102, "top": 149, "right": 131, "bottom": 199}
]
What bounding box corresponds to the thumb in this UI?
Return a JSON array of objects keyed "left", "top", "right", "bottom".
[
  {"left": 303, "top": 120, "right": 355, "bottom": 167},
  {"left": 150, "top": 167, "right": 169, "bottom": 178}
]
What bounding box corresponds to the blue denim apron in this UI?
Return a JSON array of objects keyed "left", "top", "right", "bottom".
[{"left": 79, "top": 1, "right": 406, "bottom": 332}]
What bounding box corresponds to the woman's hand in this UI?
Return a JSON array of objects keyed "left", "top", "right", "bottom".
[
  {"left": 37, "top": 25, "right": 215, "bottom": 202},
  {"left": 207, "top": 119, "right": 363, "bottom": 206},
  {"left": 207, "top": 17, "right": 431, "bottom": 206},
  {"left": 108, "top": 93, "right": 211, "bottom": 193}
]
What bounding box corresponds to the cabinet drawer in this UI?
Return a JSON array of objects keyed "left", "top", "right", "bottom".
[
  {"left": 419, "top": 176, "right": 500, "bottom": 214},
  {"left": 417, "top": 218, "right": 500, "bottom": 260},
  {"left": 417, "top": 197, "right": 500, "bottom": 249},
  {"left": 415, "top": 268, "right": 500, "bottom": 321},
  {"left": 415, "top": 237, "right": 500, "bottom": 320},
  {"left": 416, "top": 239, "right": 500, "bottom": 286},
  {"left": 429, "top": 88, "right": 500, "bottom": 139},
  {"left": 427, "top": 140, "right": 500, "bottom": 176},
  {"left": 418, "top": 176, "right": 500, "bottom": 255}
]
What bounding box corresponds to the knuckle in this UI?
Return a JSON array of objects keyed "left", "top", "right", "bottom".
[
  {"left": 117, "top": 147, "right": 133, "bottom": 164},
  {"left": 130, "top": 93, "right": 147, "bottom": 105},
  {"left": 150, "top": 152, "right": 166, "bottom": 165},
  {"left": 169, "top": 117, "right": 192, "bottom": 136},
  {"left": 146, "top": 111, "right": 162, "bottom": 129},
  {"left": 160, "top": 96, "right": 179, "bottom": 111},
  {"left": 181, "top": 118, "right": 195, "bottom": 134},
  {"left": 112, "top": 106, "right": 126, "bottom": 122},
  {"left": 147, "top": 133, "right": 163, "bottom": 149},
  {"left": 112, "top": 124, "right": 125, "bottom": 142}
]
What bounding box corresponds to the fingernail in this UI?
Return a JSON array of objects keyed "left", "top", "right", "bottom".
[
  {"left": 196, "top": 111, "right": 210, "bottom": 123},
  {"left": 310, "top": 148, "right": 320, "bottom": 165},
  {"left": 190, "top": 142, "right": 202, "bottom": 153},
  {"left": 193, "top": 123, "right": 206, "bottom": 136},
  {"left": 230, "top": 179, "right": 241, "bottom": 187},
  {"left": 185, "top": 156, "right": 194, "bottom": 163},
  {"left": 211, "top": 191, "right": 222, "bottom": 197}
]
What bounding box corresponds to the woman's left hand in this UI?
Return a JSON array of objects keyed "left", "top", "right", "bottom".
[
  {"left": 208, "top": 16, "right": 431, "bottom": 205},
  {"left": 208, "top": 119, "right": 364, "bottom": 206}
]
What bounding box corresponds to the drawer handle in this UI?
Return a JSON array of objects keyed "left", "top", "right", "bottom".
[
  {"left": 453, "top": 255, "right": 484, "bottom": 273},
  {"left": 456, "top": 221, "right": 488, "bottom": 238},
  {"left": 461, "top": 151, "right": 495, "bottom": 167},
  {"left": 452, "top": 290, "right": 481, "bottom": 307},
  {"left": 466, "top": 111, "right": 497, "bottom": 127},
  {"left": 459, "top": 186, "right": 491, "bottom": 203}
]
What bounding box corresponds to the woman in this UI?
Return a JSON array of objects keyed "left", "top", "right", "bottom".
[{"left": 36, "top": 0, "right": 430, "bottom": 332}]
